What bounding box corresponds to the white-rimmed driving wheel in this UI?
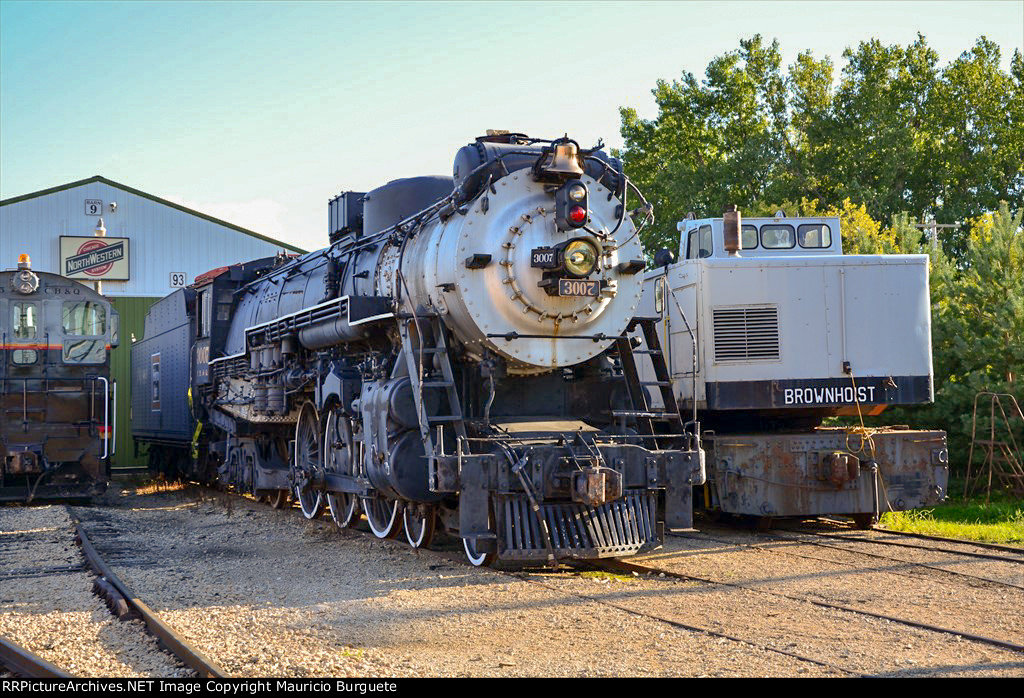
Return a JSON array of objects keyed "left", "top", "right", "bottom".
[
  {"left": 323, "top": 405, "right": 358, "bottom": 528},
  {"left": 293, "top": 402, "right": 324, "bottom": 519}
]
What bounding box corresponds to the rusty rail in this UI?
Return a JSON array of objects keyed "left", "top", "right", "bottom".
[
  {"left": 0, "top": 635, "right": 73, "bottom": 678},
  {"left": 592, "top": 554, "right": 1024, "bottom": 656},
  {"left": 869, "top": 526, "right": 1024, "bottom": 557},
  {"left": 67, "top": 508, "right": 228, "bottom": 678}
]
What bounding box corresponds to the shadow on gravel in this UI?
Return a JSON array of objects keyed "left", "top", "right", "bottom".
[{"left": 870, "top": 660, "right": 1024, "bottom": 677}]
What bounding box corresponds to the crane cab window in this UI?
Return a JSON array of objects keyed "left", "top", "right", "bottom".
[
  {"left": 62, "top": 301, "right": 107, "bottom": 364},
  {"left": 741, "top": 224, "right": 759, "bottom": 250},
  {"left": 761, "top": 224, "right": 796, "bottom": 249},
  {"left": 686, "top": 225, "right": 713, "bottom": 259},
  {"left": 798, "top": 223, "right": 832, "bottom": 248},
  {"left": 11, "top": 302, "right": 39, "bottom": 364}
]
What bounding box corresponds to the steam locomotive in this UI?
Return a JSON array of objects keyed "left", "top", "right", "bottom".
[
  {"left": 1, "top": 255, "right": 117, "bottom": 502},
  {"left": 636, "top": 208, "right": 949, "bottom": 527},
  {"left": 132, "top": 133, "right": 705, "bottom": 565}
]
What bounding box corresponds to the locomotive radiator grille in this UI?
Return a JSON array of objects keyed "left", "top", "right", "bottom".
[
  {"left": 712, "top": 305, "right": 780, "bottom": 362},
  {"left": 496, "top": 490, "right": 660, "bottom": 560}
]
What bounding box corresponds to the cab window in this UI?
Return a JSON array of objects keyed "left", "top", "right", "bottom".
[
  {"left": 12, "top": 349, "right": 37, "bottom": 364},
  {"left": 63, "top": 340, "right": 106, "bottom": 364},
  {"left": 741, "top": 225, "right": 759, "bottom": 250},
  {"left": 686, "top": 225, "right": 713, "bottom": 259},
  {"left": 761, "top": 224, "right": 796, "bottom": 249},
  {"left": 197, "top": 289, "right": 212, "bottom": 338},
  {"left": 63, "top": 301, "right": 106, "bottom": 336},
  {"left": 62, "top": 301, "right": 107, "bottom": 364},
  {"left": 798, "top": 223, "right": 832, "bottom": 248},
  {"left": 12, "top": 302, "right": 38, "bottom": 339},
  {"left": 10, "top": 302, "right": 39, "bottom": 364}
]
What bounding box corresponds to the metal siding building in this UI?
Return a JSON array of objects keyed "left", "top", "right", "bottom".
[{"left": 1, "top": 176, "right": 305, "bottom": 466}]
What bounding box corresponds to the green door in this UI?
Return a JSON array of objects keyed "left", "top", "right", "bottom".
[{"left": 109, "top": 296, "right": 159, "bottom": 469}]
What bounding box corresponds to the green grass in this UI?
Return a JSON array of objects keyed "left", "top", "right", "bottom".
[
  {"left": 879, "top": 493, "right": 1024, "bottom": 545},
  {"left": 578, "top": 570, "right": 636, "bottom": 582}
]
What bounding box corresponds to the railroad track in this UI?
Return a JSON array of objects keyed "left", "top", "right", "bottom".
[
  {"left": 96, "top": 483, "right": 1022, "bottom": 677},
  {"left": 587, "top": 532, "right": 1024, "bottom": 657},
  {"left": 679, "top": 526, "right": 1024, "bottom": 593},
  {"left": 810, "top": 524, "right": 1024, "bottom": 564},
  {"left": 867, "top": 526, "right": 1024, "bottom": 555},
  {"left": 244, "top": 491, "right": 1012, "bottom": 676},
  {"left": 0, "top": 636, "right": 72, "bottom": 678},
  {"left": 0, "top": 506, "right": 226, "bottom": 679},
  {"left": 373, "top": 517, "right": 1024, "bottom": 675},
  {"left": 205, "top": 488, "right": 850, "bottom": 675},
  {"left": 67, "top": 507, "right": 228, "bottom": 679}
]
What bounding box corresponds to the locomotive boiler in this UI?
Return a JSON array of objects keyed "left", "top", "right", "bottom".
[
  {"left": 1, "top": 255, "right": 117, "bottom": 502},
  {"left": 133, "top": 133, "right": 704, "bottom": 564}
]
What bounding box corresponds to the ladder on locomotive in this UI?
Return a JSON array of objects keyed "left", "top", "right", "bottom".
[
  {"left": 398, "top": 313, "right": 467, "bottom": 493},
  {"left": 613, "top": 318, "right": 686, "bottom": 444}
]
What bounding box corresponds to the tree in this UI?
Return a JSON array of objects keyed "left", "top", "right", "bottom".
[
  {"left": 874, "top": 204, "right": 1023, "bottom": 465},
  {"left": 619, "top": 35, "right": 799, "bottom": 251},
  {"left": 826, "top": 35, "right": 941, "bottom": 227},
  {"left": 619, "top": 34, "right": 1024, "bottom": 266},
  {"left": 929, "top": 39, "right": 1024, "bottom": 257}
]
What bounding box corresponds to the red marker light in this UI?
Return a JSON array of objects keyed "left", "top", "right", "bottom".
[{"left": 569, "top": 205, "right": 587, "bottom": 225}]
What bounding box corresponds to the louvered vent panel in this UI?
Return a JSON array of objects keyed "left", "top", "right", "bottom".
[{"left": 713, "top": 306, "right": 780, "bottom": 362}]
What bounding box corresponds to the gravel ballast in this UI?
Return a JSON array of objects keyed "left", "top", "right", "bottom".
[
  {"left": 0, "top": 505, "right": 192, "bottom": 678},
  {"left": 75, "top": 489, "right": 842, "bottom": 677},
  {"left": 66, "top": 485, "right": 1024, "bottom": 677}
]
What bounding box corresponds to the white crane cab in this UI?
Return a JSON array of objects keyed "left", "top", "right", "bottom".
[{"left": 634, "top": 210, "right": 948, "bottom": 524}]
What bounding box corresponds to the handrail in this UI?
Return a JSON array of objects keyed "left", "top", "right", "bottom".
[
  {"left": 96, "top": 376, "right": 110, "bottom": 459},
  {"left": 111, "top": 380, "right": 117, "bottom": 455}
]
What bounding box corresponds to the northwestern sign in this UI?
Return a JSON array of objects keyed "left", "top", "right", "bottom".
[{"left": 59, "top": 236, "right": 130, "bottom": 280}]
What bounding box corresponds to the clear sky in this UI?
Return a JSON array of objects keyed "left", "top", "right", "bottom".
[{"left": 2, "top": 0, "right": 1021, "bottom": 252}]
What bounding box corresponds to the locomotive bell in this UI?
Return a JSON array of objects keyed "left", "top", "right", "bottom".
[{"left": 542, "top": 141, "right": 584, "bottom": 178}]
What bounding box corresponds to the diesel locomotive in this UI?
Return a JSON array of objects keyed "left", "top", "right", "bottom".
[
  {"left": 1, "top": 255, "right": 117, "bottom": 502},
  {"left": 132, "top": 133, "right": 705, "bottom": 565},
  {"left": 636, "top": 208, "right": 949, "bottom": 527}
]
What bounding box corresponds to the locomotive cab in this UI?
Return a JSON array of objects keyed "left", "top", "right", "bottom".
[{"left": 1, "top": 255, "right": 117, "bottom": 502}]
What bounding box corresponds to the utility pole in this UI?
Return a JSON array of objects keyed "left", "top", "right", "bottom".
[
  {"left": 914, "top": 215, "right": 959, "bottom": 249},
  {"left": 94, "top": 217, "right": 106, "bottom": 294}
]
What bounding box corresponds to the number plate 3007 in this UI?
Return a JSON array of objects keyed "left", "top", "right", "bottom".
[{"left": 558, "top": 279, "right": 599, "bottom": 297}]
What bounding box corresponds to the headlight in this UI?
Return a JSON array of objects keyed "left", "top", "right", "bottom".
[
  {"left": 567, "top": 183, "right": 587, "bottom": 202},
  {"left": 563, "top": 239, "right": 598, "bottom": 277}
]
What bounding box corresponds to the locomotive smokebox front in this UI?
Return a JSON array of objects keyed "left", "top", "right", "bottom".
[{"left": 385, "top": 137, "right": 646, "bottom": 374}]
